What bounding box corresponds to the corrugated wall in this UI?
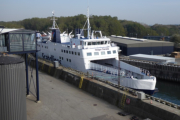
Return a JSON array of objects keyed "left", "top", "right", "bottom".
[
  {"left": 0, "top": 62, "right": 26, "bottom": 120},
  {"left": 126, "top": 46, "right": 174, "bottom": 56}
]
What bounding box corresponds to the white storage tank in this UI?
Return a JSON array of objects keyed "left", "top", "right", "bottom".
[{"left": 0, "top": 56, "right": 27, "bottom": 120}]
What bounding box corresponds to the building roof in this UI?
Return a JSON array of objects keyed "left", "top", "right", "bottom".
[
  {"left": 108, "top": 36, "right": 174, "bottom": 47},
  {"left": 0, "top": 28, "right": 18, "bottom": 34},
  {"left": 0, "top": 28, "right": 35, "bottom": 34},
  {"left": 130, "top": 54, "right": 175, "bottom": 61}
]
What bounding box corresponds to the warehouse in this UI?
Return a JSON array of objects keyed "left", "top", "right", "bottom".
[{"left": 109, "top": 36, "right": 174, "bottom": 56}]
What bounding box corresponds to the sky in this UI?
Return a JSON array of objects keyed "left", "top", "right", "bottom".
[{"left": 0, "top": 0, "right": 180, "bottom": 25}]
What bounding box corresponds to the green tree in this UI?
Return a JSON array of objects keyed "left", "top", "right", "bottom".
[{"left": 170, "top": 34, "right": 180, "bottom": 48}]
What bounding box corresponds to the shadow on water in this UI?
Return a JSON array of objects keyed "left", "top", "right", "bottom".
[{"left": 153, "top": 79, "right": 180, "bottom": 105}]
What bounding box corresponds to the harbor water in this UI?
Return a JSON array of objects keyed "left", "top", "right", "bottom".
[
  {"left": 88, "top": 70, "right": 180, "bottom": 105},
  {"left": 153, "top": 79, "right": 180, "bottom": 105}
]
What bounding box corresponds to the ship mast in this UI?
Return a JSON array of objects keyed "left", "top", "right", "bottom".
[
  {"left": 87, "top": 7, "right": 90, "bottom": 39},
  {"left": 51, "top": 11, "right": 59, "bottom": 29}
]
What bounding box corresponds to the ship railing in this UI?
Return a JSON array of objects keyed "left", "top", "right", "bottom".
[
  {"left": 90, "top": 62, "right": 118, "bottom": 75},
  {"left": 89, "top": 62, "right": 154, "bottom": 80}
]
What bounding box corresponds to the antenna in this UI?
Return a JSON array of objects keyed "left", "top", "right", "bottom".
[
  {"left": 50, "top": 10, "right": 59, "bottom": 29},
  {"left": 87, "top": 6, "right": 90, "bottom": 39}
]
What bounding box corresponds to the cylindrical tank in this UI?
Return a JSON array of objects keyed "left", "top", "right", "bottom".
[{"left": 0, "top": 56, "right": 27, "bottom": 120}]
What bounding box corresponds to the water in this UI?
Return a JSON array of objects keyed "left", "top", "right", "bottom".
[
  {"left": 153, "top": 80, "right": 180, "bottom": 105},
  {"left": 88, "top": 70, "right": 180, "bottom": 105}
]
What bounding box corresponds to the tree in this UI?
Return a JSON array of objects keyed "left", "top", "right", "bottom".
[{"left": 170, "top": 34, "right": 180, "bottom": 48}]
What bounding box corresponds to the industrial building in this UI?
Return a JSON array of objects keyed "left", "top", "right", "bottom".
[{"left": 109, "top": 36, "right": 174, "bottom": 56}]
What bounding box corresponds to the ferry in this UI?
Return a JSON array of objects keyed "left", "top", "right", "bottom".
[{"left": 37, "top": 9, "right": 157, "bottom": 95}]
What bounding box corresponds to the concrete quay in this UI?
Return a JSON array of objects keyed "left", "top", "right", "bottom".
[
  {"left": 27, "top": 68, "right": 142, "bottom": 120},
  {"left": 28, "top": 58, "right": 180, "bottom": 120}
]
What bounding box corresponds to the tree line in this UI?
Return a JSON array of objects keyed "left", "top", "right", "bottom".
[{"left": 0, "top": 14, "right": 180, "bottom": 38}]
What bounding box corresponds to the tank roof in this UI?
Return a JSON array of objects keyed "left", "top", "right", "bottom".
[{"left": 0, "top": 56, "right": 24, "bottom": 65}]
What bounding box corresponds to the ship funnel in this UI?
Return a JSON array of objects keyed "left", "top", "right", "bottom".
[{"left": 51, "top": 29, "right": 61, "bottom": 43}]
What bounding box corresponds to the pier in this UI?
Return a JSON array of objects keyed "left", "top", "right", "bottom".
[{"left": 28, "top": 56, "right": 180, "bottom": 120}]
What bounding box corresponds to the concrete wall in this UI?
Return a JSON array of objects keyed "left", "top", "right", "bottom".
[
  {"left": 29, "top": 59, "right": 180, "bottom": 120},
  {"left": 121, "top": 59, "right": 180, "bottom": 83}
]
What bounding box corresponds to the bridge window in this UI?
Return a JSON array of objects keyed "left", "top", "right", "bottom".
[
  {"left": 113, "top": 50, "right": 116, "bottom": 54},
  {"left": 101, "top": 51, "right": 105, "bottom": 55},
  {"left": 88, "top": 42, "right": 92, "bottom": 45},
  {"left": 84, "top": 42, "right": 86, "bottom": 46},
  {"left": 69, "top": 51, "right": 71, "bottom": 54},
  {"left": 101, "top": 41, "right": 104, "bottom": 44},
  {"left": 75, "top": 52, "right": 77, "bottom": 55},
  {"left": 72, "top": 51, "right": 74, "bottom": 54},
  {"left": 66, "top": 50, "right": 68, "bottom": 53},
  {"left": 87, "top": 52, "right": 92, "bottom": 56},
  {"left": 107, "top": 51, "right": 111, "bottom": 54},
  {"left": 105, "top": 41, "right": 107, "bottom": 44},
  {"left": 94, "top": 52, "right": 99, "bottom": 56},
  {"left": 78, "top": 52, "right": 80, "bottom": 56},
  {"left": 92, "top": 42, "right": 96, "bottom": 45},
  {"left": 97, "top": 41, "right": 100, "bottom": 45}
]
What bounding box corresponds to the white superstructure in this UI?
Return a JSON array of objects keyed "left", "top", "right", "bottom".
[{"left": 37, "top": 9, "right": 157, "bottom": 95}]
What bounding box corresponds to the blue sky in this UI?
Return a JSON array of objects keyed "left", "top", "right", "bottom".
[{"left": 0, "top": 0, "right": 180, "bottom": 25}]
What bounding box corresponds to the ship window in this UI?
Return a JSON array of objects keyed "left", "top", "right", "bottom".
[
  {"left": 92, "top": 42, "right": 96, "bottom": 45},
  {"left": 61, "top": 49, "right": 63, "bottom": 52},
  {"left": 108, "top": 41, "right": 110, "bottom": 44},
  {"left": 88, "top": 42, "right": 92, "bottom": 45},
  {"left": 105, "top": 41, "right": 107, "bottom": 44},
  {"left": 97, "top": 41, "right": 100, "bottom": 45},
  {"left": 113, "top": 50, "right": 116, "bottom": 54},
  {"left": 62, "top": 57, "right": 63, "bottom": 60},
  {"left": 107, "top": 51, "right": 111, "bottom": 54},
  {"left": 87, "top": 52, "right": 92, "bottom": 56},
  {"left": 64, "top": 50, "right": 65, "bottom": 53},
  {"left": 101, "top": 51, "right": 105, "bottom": 55},
  {"left": 69, "top": 59, "right": 71, "bottom": 62},
  {"left": 72, "top": 51, "right": 74, "bottom": 54},
  {"left": 67, "top": 58, "right": 68, "bottom": 61},
  {"left": 66, "top": 50, "right": 68, "bottom": 53},
  {"left": 101, "top": 41, "right": 104, "bottom": 44},
  {"left": 59, "top": 56, "right": 61, "bottom": 59},
  {"left": 69, "top": 51, "right": 71, "bottom": 54},
  {"left": 78, "top": 52, "right": 80, "bottom": 56},
  {"left": 94, "top": 52, "right": 99, "bottom": 56},
  {"left": 75, "top": 52, "right": 77, "bottom": 55},
  {"left": 54, "top": 48, "right": 56, "bottom": 51},
  {"left": 84, "top": 42, "right": 86, "bottom": 45}
]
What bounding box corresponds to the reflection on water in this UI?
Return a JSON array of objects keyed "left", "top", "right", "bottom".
[{"left": 153, "top": 80, "right": 180, "bottom": 105}]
